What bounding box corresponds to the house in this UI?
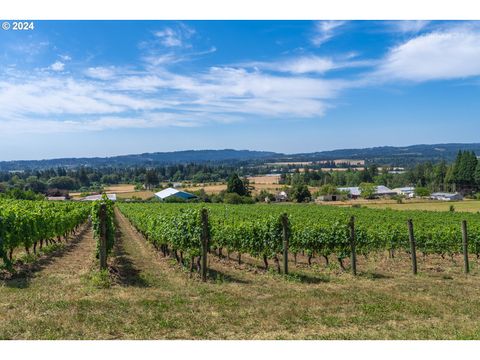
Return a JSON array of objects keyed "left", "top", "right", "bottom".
[
  {"left": 430, "top": 192, "right": 464, "bottom": 201},
  {"left": 375, "top": 186, "right": 397, "bottom": 197},
  {"left": 337, "top": 187, "right": 361, "bottom": 199},
  {"left": 47, "top": 196, "right": 67, "bottom": 201},
  {"left": 338, "top": 185, "right": 396, "bottom": 199},
  {"left": 393, "top": 187, "right": 416, "bottom": 198},
  {"left": 82, "top": 194, "right": 117, "bottom": 201},
  {"left": 154, "top": 187, "right": 196, "bottom": 201},
  {"left": 275, "top": 191, "right": 288, "bottom": 202},
  {"left": 316, "top": 194, "right": 343, "bottom": 202}
]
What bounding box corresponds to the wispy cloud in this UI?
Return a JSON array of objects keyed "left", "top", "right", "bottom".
[
  {"left": 49, "top": 61, "right": 65, "bottom": 72},
  {"left": 311, "top": 21, "right": 346, "bottom": 46},
  {"left": 0, "top": 59, "right": 353, "bottom": 135},
  {"left": 239, "top": 55, "right": 375, "bottom": 74},
  {"left": 386, "top": 20, "right": 430, "bottom": 34},
  {"left": 84, "top": 66, "right": 117, "bottom": 80},
  {"left": 154, "top": 23, "right": 195, "bottom": 48}
]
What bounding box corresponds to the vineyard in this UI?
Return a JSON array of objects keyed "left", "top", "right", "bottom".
[
  {"left": 2, "top": 199, "right": 480, "bottom": 339},
  {"left": 118, "top": 203, "right": 480, "bottom": 276},
  {"left": 0, "top": 199, "right": 90, "bottom": 269}
]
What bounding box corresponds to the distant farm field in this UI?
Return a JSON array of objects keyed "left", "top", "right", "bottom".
[{"left": 326, "top": 199, "right": 480, "bottom": 213}]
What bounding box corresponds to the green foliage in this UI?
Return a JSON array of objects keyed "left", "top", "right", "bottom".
[
  {"left": 91, "top": 194, "right": 116, "bottom": 260},
  {"left": 452, "top": 150, "right": 478, "bottom": 193},
  {"left": 0, "top": 188, "right": 45, "bottom": 201},
  {"left": 226, "top": 173, "right": 249, "bottom": 196},
  {"left": 415, "top": 187, "right": 431, "bottom": 197},
  {"left": 84, "top": 269, "right": 112, "bottom": 288},
  {"left": 291, "top": 184, "right": 311, "bottom": 203},
  {"left": 318, "top": 184, "right": 340, "bottom": 196},
  {"left": 223, "top": 193, "right": 254, "bottom": 204},
  {"left": 0, "top": 199, "right": 89, "bottom": 268},
  {"left": 255, "top": 190, "right": 275, "bottom": 202},
  {"left": 118, "top": 202, "right": 480, "bottom": 265},
  {"left": 359, "top": 182, "right": 376, "bottom": 199},
  {"left": 47, "top": 176, "right": 78, "bottom": 190}
]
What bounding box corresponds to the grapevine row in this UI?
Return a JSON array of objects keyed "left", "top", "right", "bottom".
[
  {"left": 0, "top": 199, "right": 90, "bottom": 268},
  {"left": 118, "top": 203, "right": 480, "bottom": 271}
]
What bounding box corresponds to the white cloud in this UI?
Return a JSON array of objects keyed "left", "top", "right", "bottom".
[
  {"left": 242, "top": 56, "right": 336, "bottom": 74},
  {"left": 388, "top": 20, "right": 430, "bottom": 34},
  {"left": 85, "top": 66, "right": 117, "bottom": 80},
  {"left": 0, "top": 59, "right": 354, "bottom": 135},
  {"left": 376, "top": 29, "right": 480, "bottom": 81},
  {"left": 311, "top": 21, "right": 346, "bottom": 46},
  {"left": 49, "top": 61, "right": 65, "bottom": 72},
  {"left": 154, "top": 24, "right": 195, "bottom": 48},
  {"left": 59, "top": 54, "right": 72, "bottom": 61},
  {"left": 240, "top": 55, "right": 375, "bottom": 74}
]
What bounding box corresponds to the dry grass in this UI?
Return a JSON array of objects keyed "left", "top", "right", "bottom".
[
  {"left": 2, "top": 209, "right": 480, "bottom": 339},
  {"left": 104, "top": 184, "right": 136, "bottom": 193},
  {"left": 116, "top": 191, "right": 155, "bottom": 200},
  {"left": 184, "top": 184, "right": 227, "bottom": 194},
  {"left": 247, "top": 175, "right": 281, "bottom": 184},
  {"left": 325, "top": 199, "right": 480, "bottom": 213}
]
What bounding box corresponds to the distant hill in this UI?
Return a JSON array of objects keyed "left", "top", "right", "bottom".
[
  {"left": 1, "top": 143, "right": 480, "bottom": 170},
  {"left": 0, "top": 149, "right": 280, "bottom": 171},
  {"left": 290, "top": 143, "right": 480, "bottom": 167}
]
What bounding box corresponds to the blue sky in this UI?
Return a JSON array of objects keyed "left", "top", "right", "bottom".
[{"left": 1, "top": 20, "right": 480, "bottom": 160}]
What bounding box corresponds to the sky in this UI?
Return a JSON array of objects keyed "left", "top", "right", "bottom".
[{"left": 0, "top": 20, "right": 480, "bottom": 160}]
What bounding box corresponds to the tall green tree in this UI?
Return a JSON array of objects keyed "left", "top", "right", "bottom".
[
  {"left": 291, "top": 183, "right": 311, "bottom": 203},
  {"left": 226, "top": 173, "right": 248, "bottom": 196},
  {"left": 359, "top": 182, "right": 376, "bottom": 199},
  {"left": 453, "top": 150, "right": 477, "bottom": 193}
]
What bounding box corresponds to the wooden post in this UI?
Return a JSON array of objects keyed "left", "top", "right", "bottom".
[
  {"left": 281, "top": 213, "right": 289, "bottom": 275},
  {"left": 99, "top": 203, "right": 107, "bottom": 270},
  {"left": 462, "top": 220, "right": 469, "bottom": 274},
  {"left": 407, "top": 219, "right": 417, "bottom": 275},
  {"left": 349, "top": 216, "right": 357, "bottom": 276},
  {"left": 201, "top": 208, "right": 209, "bottom": 282}
]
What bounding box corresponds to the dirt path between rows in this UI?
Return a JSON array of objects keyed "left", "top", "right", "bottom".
[
  {"left": 112, "top": 208, "right": 167, "bottom": 285},
  {"left": 32, "top": 223, "right": 95, "bottom": 280}
]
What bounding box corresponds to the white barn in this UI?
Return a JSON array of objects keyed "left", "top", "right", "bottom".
[
  {"left": 155, "top": 187, "right": 196, "bottom": 201},
  {"left": 430, "top": 192, "right": 463, "bottom": 201},
  {"left": 82, "top": 194, "right": 117, "bottom": 201}
]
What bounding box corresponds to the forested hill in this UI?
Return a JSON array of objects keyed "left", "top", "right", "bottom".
[
  {"left": 0, "top": 150, "right": 280, "bottom": 171},
  {"left": 291, "top": 143, "right": 480, "bottom": 167},
  {"left": 1, "top": 143, "right": 480, "bottom": 170}
]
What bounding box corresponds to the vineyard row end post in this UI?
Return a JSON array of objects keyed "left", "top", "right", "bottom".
[
  {"left": 99, "top": 203, "right": 107, "bottom": 271},
  {"left": 281, "top": 213, "right": 289, "bottom": 276},
  {"left": 201, "top": 208, "right": 209, "bottom": 282},
  {"left": 349, "top": 216, "right": 357, "bottom": 276},
  {"left": 407, "top": 219, "right": 417, "bottom": 275},
  {"left": 462, "top": 220, "right": 469, "bottom": 274}
]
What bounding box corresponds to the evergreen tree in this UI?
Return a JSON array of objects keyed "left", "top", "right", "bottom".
[
  {"left": 226, "top": 173, "right": 247, "bottom": 196},
  {"left": 475, "top": 160, "right": 480, "bottom": 189},
  {"left": 452, "top": 151, "right": 478, "bottom": 193}
]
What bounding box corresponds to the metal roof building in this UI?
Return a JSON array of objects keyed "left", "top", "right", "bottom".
[
  {"left": 82, "top": 194, "right": 117, "bottom": 201},
  {"left": 430, "top": 192, "right": 463, "bottom": 201},
  {"left": 338, "top": 185, "right": 396, "bottom": 197},
  {"left": 155, "top": 187, "right": 196, "bottom": 201},
  {"left": 338, "top": 187, "right": 361, "bottom": 197}
]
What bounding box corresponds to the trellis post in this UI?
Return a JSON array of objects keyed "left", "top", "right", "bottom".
[{"left": 407, "top": 219, "right": 417, "bottom": 275}]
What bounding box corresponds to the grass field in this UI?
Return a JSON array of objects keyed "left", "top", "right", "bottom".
[
  {"left": 326, "top": 199, "right": 480, "bottom": 213},
  {"left": 2, "top": 207, "right": 480, "bottom": 339}
]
